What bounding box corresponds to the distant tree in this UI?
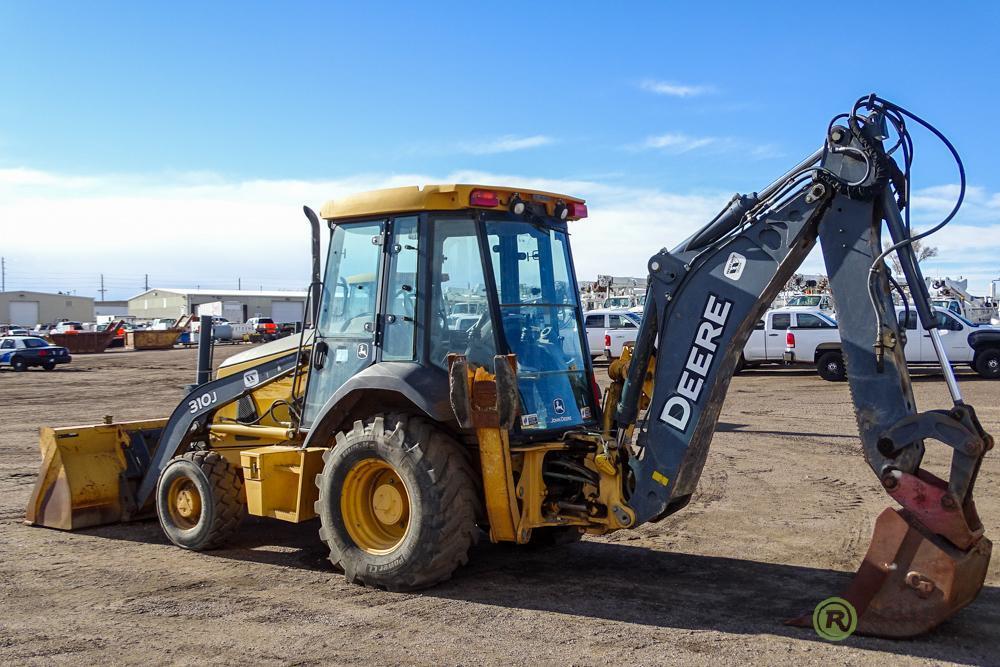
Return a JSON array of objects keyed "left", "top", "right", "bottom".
[{"left": 884, "top": 239, "right": 938, "bottom": 277}]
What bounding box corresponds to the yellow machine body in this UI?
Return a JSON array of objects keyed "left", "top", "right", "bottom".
[{"left": 25, "top": 183, "right": 621, "bottom": 546}]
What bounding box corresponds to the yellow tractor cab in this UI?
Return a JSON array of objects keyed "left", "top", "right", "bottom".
[{"left": 26, "top": 184, "right": 636, "bottom": 592}]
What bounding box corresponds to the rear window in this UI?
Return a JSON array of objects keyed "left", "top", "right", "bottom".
[
  {"left": 23, "top": 338, "right": 49, "bottom": 348},
  {"left": 258, "top": 318, "right": 275, "bottom": 324},
  {"left": 584, "top": 314, "right": 604, "bottom": 328}
]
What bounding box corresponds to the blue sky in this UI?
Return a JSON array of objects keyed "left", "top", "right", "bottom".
[{"left": 2, "top": 2, "right": 999, "bottom": 300}]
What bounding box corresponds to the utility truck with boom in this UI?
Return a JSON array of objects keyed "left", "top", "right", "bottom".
[{"left": 25, "top": 95, "right": 992, "bottom": 639}]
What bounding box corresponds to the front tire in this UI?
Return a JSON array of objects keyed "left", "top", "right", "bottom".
[
  {"left": 974, "top": 349, "right": 1000, "bottom": 379},
  {"left": 315, "top": 414, "right": 481, "bottom": 591},
  {"left": 816, "top": 351, "right": 846, "bottom": 382},
  {"left": 156, "top": 450, "right": 246, "bottom": 550}
]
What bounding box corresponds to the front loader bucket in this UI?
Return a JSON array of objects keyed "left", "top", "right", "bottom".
[
  {"left": 789, "top": 508, "right": 991, "bottom": 638},
  {"left": 25, "top": 418, "right": 167, "bottom": 530}
]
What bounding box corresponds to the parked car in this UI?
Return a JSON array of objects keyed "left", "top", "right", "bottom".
[
  {"left": 740, "top": 307, "right": 837, "bottom": 370},
  {"left": 7, "top": 328, "right": 36, "bottom": 337},
  {"left": 784, "top": 306, "right": 1000, "bottom": 381},
  {"left": 583, "top": 308, "right": 639, "bottom": 358},
  {"left": 448, "top": 314, "right": 481, "bottom": 332},
  {"left": 246, "top": 317, "right": 278, "bottom": 340},
  {"left": 0, "top": 336, "right": 72, "bottom": 371}
]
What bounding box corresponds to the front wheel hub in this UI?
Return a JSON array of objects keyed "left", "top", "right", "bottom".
[{"left": 341, "top": 459, "right": 411, "bottom": 554}]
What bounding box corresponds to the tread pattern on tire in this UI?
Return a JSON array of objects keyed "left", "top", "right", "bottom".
[
  {"left": 176, "top": 450, "right": 245, "bottom": 550},
  {"left": 314, "top": 413, "right": 481, "bottom": 591}
]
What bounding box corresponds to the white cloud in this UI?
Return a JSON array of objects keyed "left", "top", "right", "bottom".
[
  {"left": 641, "top": 133, "right": 718, "bottom": 153},
  {"left": 0, "top": 168, "right": 995, "bottom": 298},
  {"left": 636, "top": 133, "right": 784, "bottom": 159},
  {"left": 639, "top": 80, "right": 714, "bottom": 97},
  {"left": 455, "top": 135, "right": 553, "bottom": 155}
]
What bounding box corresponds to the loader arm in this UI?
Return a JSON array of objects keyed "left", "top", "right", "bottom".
[{"left": 613, "top": 95, "right": 993, "bottom": 637}]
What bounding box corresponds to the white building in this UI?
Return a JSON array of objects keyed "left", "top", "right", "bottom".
[{"left": 128, "top": 288, "right": 307, "bottom": 324}]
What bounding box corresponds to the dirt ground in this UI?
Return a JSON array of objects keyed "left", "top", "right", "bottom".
[{"left": 1, "top": 346, "right": 998, "bottom": 666}]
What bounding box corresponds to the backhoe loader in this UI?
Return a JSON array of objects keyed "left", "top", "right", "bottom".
[{"left": 26, "top": 94, "right": 992, "bottom": 638}]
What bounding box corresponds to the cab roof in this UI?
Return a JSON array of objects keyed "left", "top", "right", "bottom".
[{"left": 320, "top": 184, "right": 586, "bottom": 221}]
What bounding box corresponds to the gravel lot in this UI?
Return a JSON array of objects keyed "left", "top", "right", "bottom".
[{"left": 1, "top": 346, "right": 998, "bottom": 665}]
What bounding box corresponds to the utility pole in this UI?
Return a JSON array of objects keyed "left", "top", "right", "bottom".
[
  {"left": 98, "top": 274, "right": 107, "bottom": 301},
  {"left": 238, "top": 277, "right": 241, "bottom": 290},
  {"left": 144, "top": 273, "right": 149, "bottom": 291},
  {"left": 1, "top": 256, "right": 5, "bottom": 292}
]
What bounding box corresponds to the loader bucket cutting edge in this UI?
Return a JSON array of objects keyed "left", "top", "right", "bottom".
[
  {"left": 25, "top": 418, "right": 167, "bottom": 530},
  {"left": 787, "top": 507, "right": 991, "bottom": 638}
]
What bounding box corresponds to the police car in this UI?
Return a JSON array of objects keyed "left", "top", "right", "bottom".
[{"left": 0, "top": 336, "right": 72, "bottom": 371}]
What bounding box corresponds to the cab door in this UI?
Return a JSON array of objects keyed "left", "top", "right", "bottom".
[
  {"left": 924, "top": 310, "right": 971, "bottom": 362},
  {"left": 764, "top": 312, "right": 791, "bottom": 360},
  {"left": 302, "top": 220, "right": 385, "bottom": 426}
]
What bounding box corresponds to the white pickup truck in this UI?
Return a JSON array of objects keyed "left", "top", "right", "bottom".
[
  {"left": 784, "top": 306, "right": 1000, "bottom": 381},
  {"left": 583, "top": 309, "right": 639, "bottom": 359},
  {"left": 739, "top": 307, "right": 837, "bottom": 370},
  {"left": 602, "top": 306, "right": 838, "bottom": 364}
]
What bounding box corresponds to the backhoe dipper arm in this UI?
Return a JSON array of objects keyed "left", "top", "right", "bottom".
[{"left": 614, "top": 97, "right": 992, "bottom": 636}]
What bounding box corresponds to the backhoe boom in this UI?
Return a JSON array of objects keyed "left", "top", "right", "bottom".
[{"left": 613, "top": 95, "right": 992, "bottom": 636}]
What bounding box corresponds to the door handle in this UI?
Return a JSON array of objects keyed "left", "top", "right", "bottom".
[
  {"left": 313, "top": 340, "right": 328, "bottom": 369},
  {"left": 768, "top": 333, "right": 779, "bottom": 337}
]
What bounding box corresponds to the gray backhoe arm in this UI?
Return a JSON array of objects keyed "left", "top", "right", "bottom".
[{"left": 613, "top": 98, "right": 993, "bottom": 636}]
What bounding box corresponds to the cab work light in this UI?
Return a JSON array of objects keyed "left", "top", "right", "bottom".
[{"left": 470, "top": 190, "right": 499, "bottom": 207}]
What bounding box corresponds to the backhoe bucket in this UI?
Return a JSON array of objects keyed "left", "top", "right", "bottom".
[
  {"left": 789, "top": 507, "right": 991, "bottom": 638},
  {"left": 25, "top": 418, "right": 167, "bottom": 530}
]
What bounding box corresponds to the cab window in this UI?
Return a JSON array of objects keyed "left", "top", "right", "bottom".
[
  {"left": 585, "top": 314, "right": 605, "bottom": 328},
  {"left": 382, "top": 216, "right": 419, "bottom": 361},
  {"left": 770, "top": 313, "right": 791, "bottom": 330},
  {"left": 608, "top": 314, "right": 635, "bottom": 329},
  {"left": 935, "top": 311, "right": 963, "bottom": 331},
  {"left": 795, "top": 313, "right": 834, "bottom": 329},
  {"left": 429, "top": 218, "right": 494, "bottom": 369}
]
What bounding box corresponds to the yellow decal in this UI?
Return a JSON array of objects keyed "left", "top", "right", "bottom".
[{"left": 652, "top": 471, "right": 670, "bottom": 487}]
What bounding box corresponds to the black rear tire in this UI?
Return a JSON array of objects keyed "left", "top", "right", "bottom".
[
  {"left": 974, "top": 349, "right": 1000, "bottom": 379},
  {"left": 816, "top": 351, "right": 846, "bottom": 382},
  {"left": 11, "top": 356, "right": 27, "bottom": 372},
  {"left": 42, "top": 361, "right": 56, "bottom": 371},
  {"left": 315, "top": 414, "right": 481, "bottom": 591},
  {"left": 156, "top": 450, "right": 246, "bottom": 550}
]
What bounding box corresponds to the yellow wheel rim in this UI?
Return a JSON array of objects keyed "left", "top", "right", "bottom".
[
  {"left": 341, "top": 458, "right": 411, "bottom": 554},
  {"left": 166, "top": 477, "right": 202, "bottom": 530}
]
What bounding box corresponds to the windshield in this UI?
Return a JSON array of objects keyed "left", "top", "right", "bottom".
[{"left": 485, "top": 219, "right": 593, "bottom": 431}]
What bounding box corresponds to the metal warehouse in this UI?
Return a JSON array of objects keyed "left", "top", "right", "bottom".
[
  {"left": 1, "top": 290, "right": 95, "bottom": 327},
  {"left": 127, "top": 288, "right": 307, "bottom": 323}
]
